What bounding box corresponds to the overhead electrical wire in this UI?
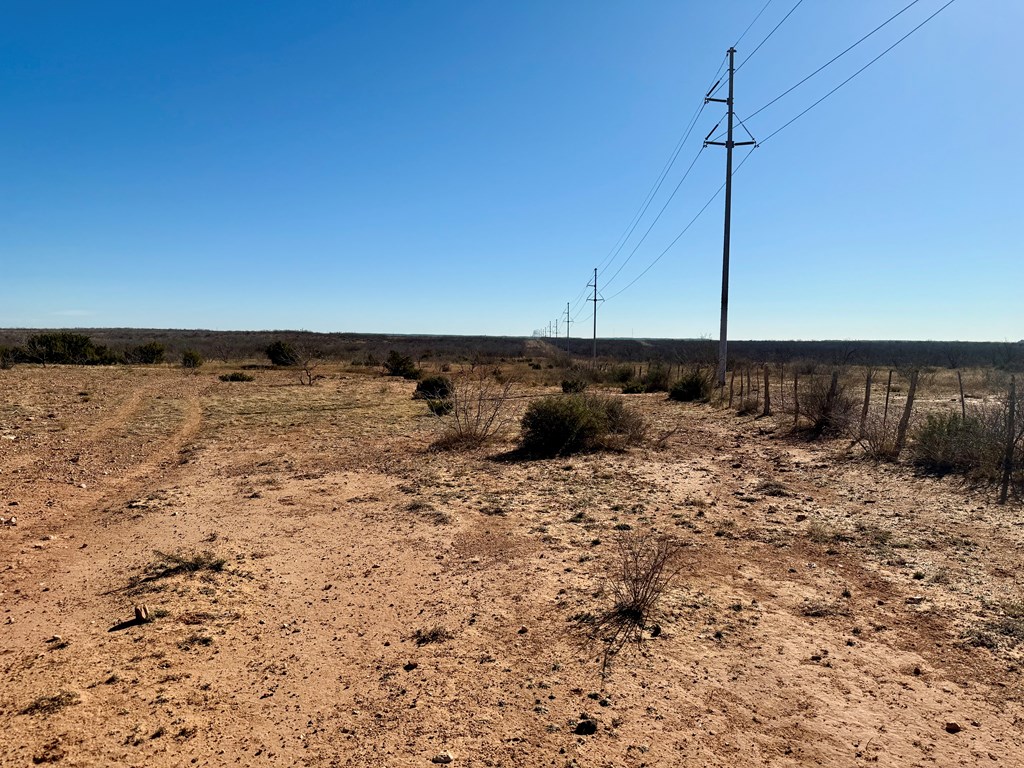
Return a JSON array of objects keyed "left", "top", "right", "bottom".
[
  {"left": 603, "top": 147, "right": 758, "bottom": 302},
  {"left": 757, "top": 0, "right": 960, "bottom": 145},
  {"left": 551, "top": 0, "right": 959, "bottom": 333},
  {"left": 735, "top": 0, "right": 806, "bottom": 73},
  {"left": 601, "top": 145, "right": 708, "bottom": 290},
  {"left": 734, "top": 0, "right": 775, "bottom": 48},
  {"left": 745, "top": 0, "right": 927, "bottom": 124},
  {"left": 595, "top": 55, "right": 728, "bottom": 278},
  {"left": 593, "top": 0, "right": 961, "bottom": 305}
]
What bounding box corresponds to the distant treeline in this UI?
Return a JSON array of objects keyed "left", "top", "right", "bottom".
[{"left": 0, "top": 328, "right": 1021, "bottom": 371}]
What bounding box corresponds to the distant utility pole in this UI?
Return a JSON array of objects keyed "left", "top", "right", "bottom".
[
  {"left": 705, "top": 47, "right": 755, "bottom": 387},
  {"left": 564, "top": 302, "right": 573, "bottom": 353},
  {"left": 548, "top": 321, "right": 552, "bottom": 338},
  {"left": 554, "top": 318, "right": 559, "bottom": 339},
  {"left": 587, "top": 268, "right": 603, "bottom": 366}
]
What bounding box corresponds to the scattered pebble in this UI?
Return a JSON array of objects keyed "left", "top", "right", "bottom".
[
  {"left": 945, "top": 722, "right": 962, "bottom": 734},
  {"left": 430, "top": 752, "right": 453, "bottom": 764}
]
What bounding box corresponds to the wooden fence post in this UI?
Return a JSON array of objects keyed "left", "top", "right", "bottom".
[
  {"left": 762, "top": 365, "right": 772, "bottom": 417},
  {"left": 793, "top": 371, "right": 800, "bottom": 425},
  {"left": 882, "top": 369, "right": 894, "bottom": 432},
  {"left": 893, "top": 369, "right": 919, "bottom": 457},
  {"left": 957, "top": 370, "right": 967, "bottom": 420},
  {"left": 859, "top": 369, "right": 873, "bottom": 440},
  {"left": 729, "top": 368, "right": 735, "bottom": 408},
  {"left": 999, "top": 375, "right": 1016, "bottom": 504}
]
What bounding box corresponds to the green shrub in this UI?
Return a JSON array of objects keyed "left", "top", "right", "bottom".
[
  {"left": 561, "top": 378, "right": 588, "bottom": 394},
  {"left": 181, "top": 350, "right": 204, "bottom": 369},
  {"left": 642, "top": 364, "right": 672, "bottom": 393},
  {"left": 669, "top": 369, "right": 712, "bottom": 402},
  {"left": 22, "top": 332, "right": 120, "bottom": 365},
  {"left": 266, "top": 340, "right": 299, "bottom": 367},
  {"left": 621, "top": 380, "right": 646, "bottom": 394},
  {"left": 0, "top": 346, "right": 17, "bottom": 369},
  {"left": 413, "top": 376, "right": 453, "bottom": 400},
  {"left": 384, "top": 350, "right": 420, "bottom": 379},
  {"left": 219, "top": 372, "right": 255, "bottom": 382},
  {"left": 130, "top": 342, "right": 165, "bottom": 365},
  {"left": 426, "top": 398, "right": 454, "bottom": 416},
  {"left": 520, "top": 394, "right": 647, "bottom": 457},
  {"left": 911, "top": 410, "right": 1006, "bottom": 479},
  {"left": 607, "top": 364, "right": 635, "bottom": 384}
]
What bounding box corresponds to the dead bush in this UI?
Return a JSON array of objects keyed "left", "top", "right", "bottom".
[
  {"left": 430, "top": 372, "right": 516, "bottom": 450},
  {"left": 588, "top": 531, "right": 682, "bottom": 674},
  {"left": 856, "top": 410, "right": 901, "bottom": 460},
  {"left": 798, "top": 372, "right": 855, "bottom": 437}
]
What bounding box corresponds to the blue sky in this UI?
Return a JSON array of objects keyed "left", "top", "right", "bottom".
[{"left": 2, "top": 1, "right": 1020, "bottom": 341}]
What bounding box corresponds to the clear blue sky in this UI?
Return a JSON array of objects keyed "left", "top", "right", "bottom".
[{"left": 2, "top": 1, "right": 1020, "bottom": 341}]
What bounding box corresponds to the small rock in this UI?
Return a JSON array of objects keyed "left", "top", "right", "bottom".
[
  {"left": 134, "top": 605, "right": 151, "bottom": 622},
  {"left": 430, "top": 753, "right": 453, "bottom": 764},
  {"left": 906, "top": 596, "right": 925, "bottom": 605},
  {"left": 945, "top": 722, "right": 962, "bottom": 734},
  {"left": 795, "top": 514, "right": 807, "bottom": 522},
  {"left": 574, "top": 719, "right": 598, "bottom": 736},
  {"left": 79, "top": 483, "right": 87, "bottom": 489},
  {"left": 649, "top": 624, "right": 662, "bottom": 638},
  {"left": 403, "top": 662, "right": 418, "bottom": 672},
  {"left": 46, "top": 635, "right": 63, "bottom": 644},
  {"left": 517, "top": 626, "right": 528, "bottom": 635}
]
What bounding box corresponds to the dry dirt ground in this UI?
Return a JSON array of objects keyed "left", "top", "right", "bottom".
[{"left": 2, "top": 365, "right": 1023, "bottom": 767}]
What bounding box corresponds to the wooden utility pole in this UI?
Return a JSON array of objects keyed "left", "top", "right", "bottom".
[
  {"left": 564, "top": 302, "right": 572, "bottom": 353},
  {"left": 706, "top": 47, "right": 755, "bottom": 387},
  {"left": 588, "top": 268, "right": 603, "bottom": 366}
]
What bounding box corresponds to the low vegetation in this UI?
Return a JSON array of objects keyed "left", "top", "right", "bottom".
[
  {"left": 383, "top": 350, "right": 420, "bottom": 380},
  {"left": 430, "top": 373, "right": 516, "bottom": 450},
  {"left": 520, "top": 394, "right": 647, "bottom": 457},
  {"left": 587, "top": 531, "right": 682, "bottom": 674},
  {"left": 181, "top": 349, "right": 204, "bottom": 369},
  {"left": 668, "top": 368, "right": 713, "bottom": 402}
]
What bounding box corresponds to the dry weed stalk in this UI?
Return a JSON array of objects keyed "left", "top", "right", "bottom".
[{"left": 589, "top": 531, "right": 682, "bottom": 675}]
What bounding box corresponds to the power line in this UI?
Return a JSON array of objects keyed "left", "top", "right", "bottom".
[
  {"left": 602, "top": 146, "right": 708, "bottom": 290},
  {"left": 603, "top": 146, "right": 758, "bottom": 303},
  {"left": 745, "top": 0, "right": 927, "bottom": 124},
  {"left": 735, "top": 0, "right": 806, "bottom": 73},
  {"left": 596, "top": 59, "right": 726, "bottom": 277},
  {"left": 758, "top": 0, "right": 960, "bottom": 145},
  {"left": 596, "top": 0, "right": 960, "bottom": 305},
  {"left": 734, "top": 0, "right": 775, "bottom": 48}
]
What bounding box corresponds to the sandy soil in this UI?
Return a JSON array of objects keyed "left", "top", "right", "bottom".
[{"left": 2, "top": 365, "right": 1022, "bottom": 767}]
